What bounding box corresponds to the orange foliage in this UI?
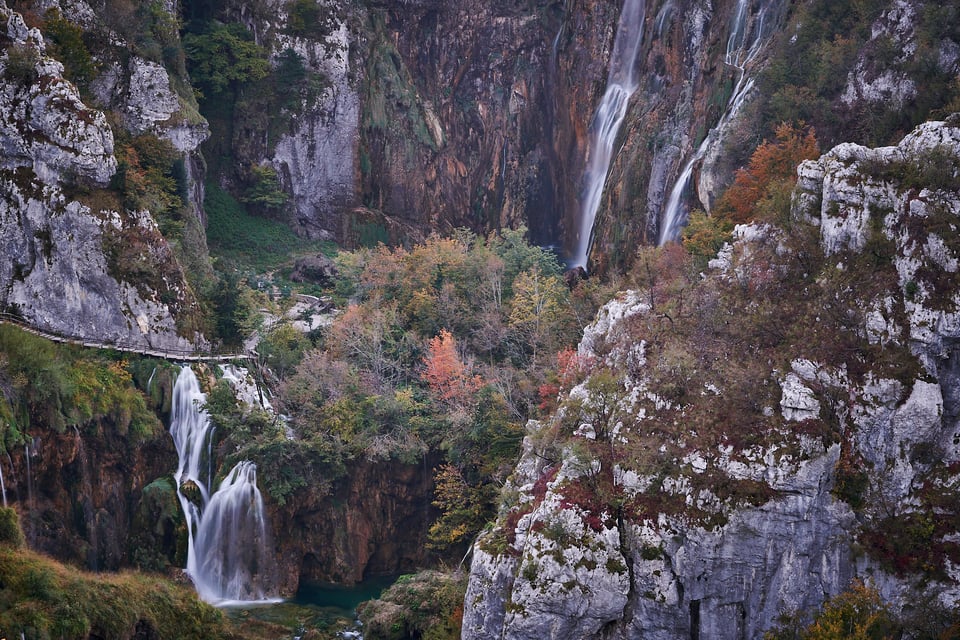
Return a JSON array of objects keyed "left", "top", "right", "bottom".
[
  {"left": 422, "top": 329, "right": 483, "bottom": 404},
  {"left": 715, "top": 122, "right": 819, "bottom": 224}
]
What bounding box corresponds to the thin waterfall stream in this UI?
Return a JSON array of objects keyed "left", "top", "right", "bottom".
[
  {"left": 658, "top": 0, "right": 773, "bottom": 245},
  {"left": 570, "top": 0, "right": 646, "bottom": 270},
  {"left": 170, "top": 366, "right": 279, "bottom": 604}
]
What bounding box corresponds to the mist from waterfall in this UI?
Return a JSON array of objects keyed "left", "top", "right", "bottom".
[
  {"left": 570, "top": 0, "right": 646, "bottom": 270},
  {"left": 170, "top": 366, "right": 279, "bottom": 604},
  {"left": 658, "top": 0, "right": 773, "bottom": 245}
]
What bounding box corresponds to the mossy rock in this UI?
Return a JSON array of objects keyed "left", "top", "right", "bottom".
[{"left": 0, "top": 507, "right": 25, "bottom": 548}]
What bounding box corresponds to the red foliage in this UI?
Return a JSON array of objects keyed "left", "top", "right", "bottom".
[
  {"left": 715, "top": 122, "right": 819, "bottom": 224},
  {"left": 422, "top": 329, "right": 483, "bottom": 403}
]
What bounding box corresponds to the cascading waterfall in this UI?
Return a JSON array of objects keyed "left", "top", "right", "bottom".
[
  {"left": 570, "top": 0, "right": 646, "bottom": 270},
  {"left": 170, "top": 366, "right": 278, "bottom": 604},
  {"left": 0, "top": 458, "right": 6, "bottom": 508},
  {"left": 658, "top": 0, "right": 773, "bottom": 245}
]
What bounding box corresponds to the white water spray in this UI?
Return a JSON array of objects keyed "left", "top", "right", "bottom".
[
  {"left": 570, "top": 0, "right": 647, "bottom": 270},
  {"left": 170, "top": 366, "right": 278, "bottom": 604},
  {"left": 658, "top": 0, "right": 773, "bottom": 245}
]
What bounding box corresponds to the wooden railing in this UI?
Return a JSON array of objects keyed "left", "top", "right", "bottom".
[{"left": 0, "top": 312, "right": 252, "bottom": 362}]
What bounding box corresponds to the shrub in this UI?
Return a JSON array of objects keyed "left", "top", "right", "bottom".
[{"left": 0, "top": 507, "right": 25, "bottom": 548}]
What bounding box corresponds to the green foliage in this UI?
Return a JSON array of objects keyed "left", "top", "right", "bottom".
[
  {"left": 258, "top": 324, "right": 312, "bottom": 380},
  {"left": 765, "top": 581, "right": 900, "bottom": 640},
  {"left": 204, "top": 183, "right": 327, "bottom": 271},
  {"left": 682, "top": 209, "right": 732, "bottom": 267},
  {"left": 273, "top": 48, "right": 330, "bottom": 112},
  {"left": 358, "top": 570, "right": 467, "bottom": 640},
  {"left": 758, "top": 0, "right": 960, "bottom": 148},
  {"left": 285, "top": 0, "right": 339, "bottom": 41},
  {"left": 0, "top": 507, "right": 24, "bottom": 549},
  {"left": 112, "top": 132, "right": 186, "bottom": 238},
  {"left": 860, "top": 145, "right": 960, "bottom": 193},
  {"left": 42, "top": 9, "right": 97, "bottom": 88},
  {"left": 241, "top": 165, "right": 289, "bottom": 214},
  {"left": 0, "top": 325, "right": 162, "bottom": 441},
  {"left": 427, "top": 463, "right": 496, "bottom": 551},
  {"left": 183, "top": 21, "right": 269, "bottom": 99},
  {"left": 129, "top": 477, "right": 185, "bottom": 571},
  {"left": 3, "top": 44, "right": 40, "bottom": 84},
  {"left": 0, "top": 543, "right": 242, "bottom": 639}
]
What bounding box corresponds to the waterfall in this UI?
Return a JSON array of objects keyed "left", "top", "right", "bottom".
[
  {"left": 74, "top": 427, "right": 98, "bottom": 571},
  {"left": 658, "top": 0, "right": 773, "bottom": 245},
  {"left": 0, "top": 457, "right": 6, "bottom": 508},
  {"left": 570, "top": 0, "right": 647, "bottom": 270},
  {"left": 170, "top": 366, "right": 278, "bottom": 604}
]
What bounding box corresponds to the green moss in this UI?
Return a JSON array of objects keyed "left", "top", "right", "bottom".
[{"left": 0, "top": 508, "right": 25, "bottom": 549}]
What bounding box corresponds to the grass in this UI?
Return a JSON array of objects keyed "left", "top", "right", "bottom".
[
  {"left": 204, "top": 183, "right": 332, "bottom": 273},
  {"left": 0, "top": 507, "right": 243, "bottom": 639}
]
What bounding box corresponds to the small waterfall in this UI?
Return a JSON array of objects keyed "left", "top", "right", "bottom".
[
  {"left": 74, "top": 427, "right": 98, "bottom": 571},
  {"left": 0, "top": 456, "right": 6, "bottom": 508},
  {"left": 24, "top": 440, "right": 35, "bottom": 544},
  {"left": 170, "top": 366, "right": 278, "bottom": 604},
  {"left": 570, "top": 0, "right": 647, "bottom": 270},
  {"left": 658, "top": 0, "right": 773, "bottom": 245}
]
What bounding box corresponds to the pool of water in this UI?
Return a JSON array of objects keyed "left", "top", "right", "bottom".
[
  {"left": 222, "top": 575, "right": 399, "bottom": 638},
  {"left": 291, "top": 574, "right": 399, "bottom": 612}
]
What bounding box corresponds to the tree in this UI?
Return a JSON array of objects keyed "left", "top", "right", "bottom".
[
  {"left": 427, "top": 463, "right": 495, "bottom": 551},
  {"left": 183, "top": 22, "right": 269, "bottom": 98},
  {"left": 242, "top": 165, "right": 288, "bottom": 214},
  {"left": 509, "top": 266, "right": 571, "bottom": 367},
  {"left": 765, "top": 581, "right": 900, "bottom": 640},
  {"left": 714, "top": 122, "right": 819, "bottom": 225},
  {"left": 422, "top": 329, "right": 483, "bottom": 407}
]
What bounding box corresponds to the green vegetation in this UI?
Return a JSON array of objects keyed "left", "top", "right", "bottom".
[
  {"left": 42, "top": 9, "right": 97, "bottom": 89},
  {"left": 0, "top": 508, "right": 254, "bottom": 639},
  {"left": 765, "top": 580, "right": 960, "bottom": 639},
  {"left": 241, "top": 164, "right": 289, "bottom": 214},
  {"left": 182, "top": 21, "right": 269, "bottom": 100},
  {"left": 204, "top": 183, "right": 328, "bottom": 271},
  {"left": 358, "top": 571, "right": 467, "bottom": 640},
  {"left": 0, "top": 325, "right": 162, "bottom": 447},
  {"left": 758, "top": 0, "right": 960, "bottom": 147}
]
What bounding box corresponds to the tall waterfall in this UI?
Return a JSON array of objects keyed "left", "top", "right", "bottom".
[
  {"left": 658, "top": 0, "right": 773, "bottom": 245},
  {"left": 170, "top": 366, "right": 278, "bottom": 604},
  {"left": 570, "top": 0, "right": 646, "bottom": 270}
]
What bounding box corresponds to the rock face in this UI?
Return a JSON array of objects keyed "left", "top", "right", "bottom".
[
  {"left": 1, "top": 365, "right": 182, "bottom": 572},
  {"left": 462, "top": 118, "right": 960, "bottom": 638},
  {"left": 272, "top": 456, "right": 438, "bottom": 592},
  {"left": 0, "top": 1, "right": 205, "bottom": 351}
]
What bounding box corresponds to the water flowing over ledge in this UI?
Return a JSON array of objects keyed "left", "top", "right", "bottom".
[
  {"left": 570, "top": 0, "right": 647, "bottom": 270},
  {"left": 658, "top": 0, "right": 777, "bottom": 245},
  {"left": 170, "top": 366, "right": 280, "bottom": 604}
]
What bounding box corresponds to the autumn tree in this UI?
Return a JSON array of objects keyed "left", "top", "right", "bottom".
[
  {"left": 713, "top": 122, "right": 820, "bottom": 225},
  {"left": 427, "top": 463, "right": 495, "bottom": 551},
  {"left": 422, "top": 329, "right": 483, "bottom": 407},
  {"left": 508, "top": 266, "right": 570, "bottom": 367},
  {"left": 765, "top": 581, "right": 900, "bottom": 640}
]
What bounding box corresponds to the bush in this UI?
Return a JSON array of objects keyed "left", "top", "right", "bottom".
[
  {"left": 42, "top": 9, "right": 97, "bottom": 88},
  {"left": 0, "top": 507, "right": 25, "bottom": 548}
]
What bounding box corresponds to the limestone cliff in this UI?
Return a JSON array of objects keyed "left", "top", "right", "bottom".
[
  {"left": 462, "top": 117, "right": 960, "bottom": 638},
  {"left": 0, "top": 0, "right": 207, "bottom": 350}
]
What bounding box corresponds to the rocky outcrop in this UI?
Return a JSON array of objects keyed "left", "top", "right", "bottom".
[
  {"left": 0, "top": 1, "right": 206, "bottom": 351},
  {"left": 462, "top": 118, "right": 960, "bottom": 639}
]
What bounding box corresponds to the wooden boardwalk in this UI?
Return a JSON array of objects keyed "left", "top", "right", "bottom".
[{"left": 0, "top": 312, "right": 252, "bottom": 362}]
